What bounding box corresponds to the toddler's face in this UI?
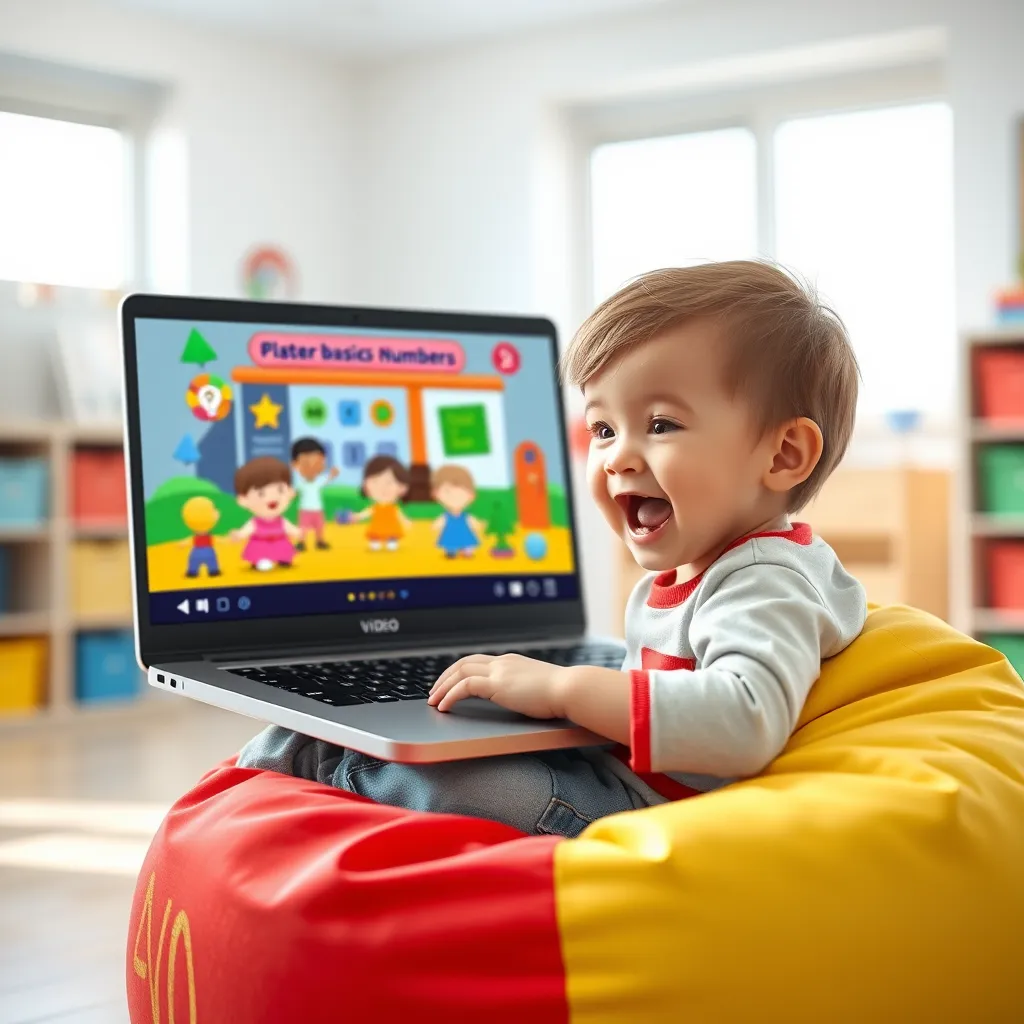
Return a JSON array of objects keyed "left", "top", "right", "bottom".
[
  {"left": 365, "top": 469, "right": 407, "bottom": 505},
  {"left": 584, "top": 322, "right": 779, "bottom": 573},
  {"left": 435, "top": 482, "right": 474, "bottom": 514},
  {"left": 238, "top": 481, "right": 295, "bottom": 519},
  {"left": 294, "top": 450, "right": 326, "bottom": 481}
]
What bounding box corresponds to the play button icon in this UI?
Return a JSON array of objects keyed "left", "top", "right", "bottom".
[{"left": 177, "top": 599, "right": 190, "bottom": 615}]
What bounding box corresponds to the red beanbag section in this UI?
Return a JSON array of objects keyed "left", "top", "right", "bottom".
[{"left": 127, "top": 762, "right": 569, "bottom": 1024}]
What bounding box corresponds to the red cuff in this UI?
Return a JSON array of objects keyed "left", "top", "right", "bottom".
[{"left": 628, "top": 669, "right": 652, "bottom": 773}]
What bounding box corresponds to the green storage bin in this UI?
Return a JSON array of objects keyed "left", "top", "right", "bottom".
[
  {"left": 983, "top": 634, "right": 1024, "bottom": 680},
  {"left": 979, "top": 445, "right": 1024, "bottom": 515}
]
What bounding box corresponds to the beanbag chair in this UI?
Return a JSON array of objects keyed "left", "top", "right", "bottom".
[{"left": 126, "top": 605, "right": 1024, "bottom": 1023}]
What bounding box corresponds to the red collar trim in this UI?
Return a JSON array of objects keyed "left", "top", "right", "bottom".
[{"left": 646, "top": 522, "right": 813, "bottom": 609}]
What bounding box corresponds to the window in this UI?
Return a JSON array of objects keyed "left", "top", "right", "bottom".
[
  {"left": 0, "top": 109, "right": 129, "bottom": 289},
  {"left": 588, "top": 98, "right": 955, "bottom": 421},
  {"left": 590, "top": 127, "right": 758, "bottom": 303}
]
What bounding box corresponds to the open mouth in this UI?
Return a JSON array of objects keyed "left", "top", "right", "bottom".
[
  {"left": 267, "top": 500, "right": 279, "bottom": 511},
  {"left": 615, "top": 493, "right": 673, "bottom": 543}
]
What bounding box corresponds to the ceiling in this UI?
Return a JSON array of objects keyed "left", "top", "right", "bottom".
[{"left": 102, "top": 0, "right": 678, "bottom": 60}]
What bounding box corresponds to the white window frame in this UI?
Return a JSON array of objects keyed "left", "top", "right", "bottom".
[
  {"left": 0, "top": 52, "right": 165, "bottom": 290},
  {"left": 568, "top": 59, "right": 951, "bottom": 443}
]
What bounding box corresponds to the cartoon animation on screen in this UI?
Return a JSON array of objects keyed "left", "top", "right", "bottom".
[{"left": 142, "top": 327, "right": 574, "bottom": 590}]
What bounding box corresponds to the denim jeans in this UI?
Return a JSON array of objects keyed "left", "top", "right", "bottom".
[{"left": 237, "top": 725, "right": 666, "bottom": 838}]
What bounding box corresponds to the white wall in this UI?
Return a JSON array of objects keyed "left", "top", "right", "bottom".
[
  {"left": 348, "top": 0, "right": 1024, "bottom": 632},
  {"left": 0, "top": 0, "right": 355, "bottom": 302}
]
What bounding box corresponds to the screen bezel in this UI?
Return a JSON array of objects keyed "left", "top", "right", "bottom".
[{"left": 121, "top": 292, "right": 587, "bottom": 664}]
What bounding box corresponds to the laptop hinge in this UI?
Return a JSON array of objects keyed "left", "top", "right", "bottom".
[{"left": 163, "top": 624, "right": 586, "bottom": 664}]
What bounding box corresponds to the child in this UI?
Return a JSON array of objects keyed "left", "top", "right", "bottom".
[
  {"left": 180, "top": 495, "right": 221, "bottom": 578},
  {"left": 352, "top": 455, "right": 411, "bottom": 551},
  {"left": 431, "top": 464, "right": 484, "bottom": 558},
  {"left": 291, "top": 437, "right": 339, "bottom": 552},
  {"left": 231, "top": 456, "right": 302, "bottom": 571},
  {"left": 238, "top": 261, "right": 867, "bottom": 837}
]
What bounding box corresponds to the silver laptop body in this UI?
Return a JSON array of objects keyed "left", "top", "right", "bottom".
[{"left": 121, "top": 293, "right": 622, "bottom": 762}]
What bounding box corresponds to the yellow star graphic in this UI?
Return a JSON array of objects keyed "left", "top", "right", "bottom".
[{"left": 250, "top": 393, "right": 283, "bottom": 429}]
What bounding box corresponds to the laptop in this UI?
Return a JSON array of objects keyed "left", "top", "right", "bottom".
[{"left": 121, "top": 293, "right": 625, "bottom": 763}]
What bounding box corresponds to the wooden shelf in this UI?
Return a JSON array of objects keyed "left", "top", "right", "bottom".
[
  {"left": 0, "top": 611, "right": 50, "bottom": 637},
  {"left": 75, "top": 612, "right": 134, "bottom": 631},
  {"left": 73, "top": 522, "right": 129, "bottom": 540},
  {"left": 0, "top": 526, "right": 50, "bottom": 542},
  {"left": 972, "top": 609, "right": 1024, "bottom": 634},
  {"left": 971, "top": 515, "right": 1024, "bottom": 536},
  {"left": 969, "top": 420, "right": 1024, "bottom": 442},
  {"left": 70, "top": 422, "right": 123, "bottom": 446},
  {"left": 966, "top": 328, "right": 1024, "bottom": 346}
]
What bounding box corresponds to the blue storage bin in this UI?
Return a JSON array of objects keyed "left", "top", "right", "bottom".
[
  {"left": 0, "top": 458, "right": 48, "bottom": 527},
  {"left": 0, "top": 546, "right": 9, "bottom": 615},
  {"left": 75, "top": 630, "right": 142, "bottom": 703}
]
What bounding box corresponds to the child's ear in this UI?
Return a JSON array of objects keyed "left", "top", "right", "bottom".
[{"left": 763, "top": 417, "right": 823, "bottom": 495}]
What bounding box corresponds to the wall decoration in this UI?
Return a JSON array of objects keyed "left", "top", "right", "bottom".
[
  {"left": 241, "top": 246, "right": 297, "bottom": 301},
  {"left": 52, "top": 317, "right": 122, "bottom": 423}
]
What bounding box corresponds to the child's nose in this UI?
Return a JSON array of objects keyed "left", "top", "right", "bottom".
[{"left": 604, "top": 438, "right": 643, "bottom": 475}]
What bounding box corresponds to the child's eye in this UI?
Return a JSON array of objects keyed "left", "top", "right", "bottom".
[
  {"left": 650, "top": 417, "right": 680, "bottom": 435},
  {"left": 588, "top": 421, "right": 615, "bottom": 441}
]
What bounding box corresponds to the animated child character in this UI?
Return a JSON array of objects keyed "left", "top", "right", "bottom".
[
  {"left": 351, "top": 455, "right": 411, "bottom": 551},
  {"left": 431, "top": 464, "right": 484, "bottom": 558},
  {"left": 231, "top": 456, "right": 302, "bottom": 571},
  {"left": 180, "top": 495, "right": 222, "bottom": 578},
  {"left": 291, "top": 437, "right": 339, "bottom": 552}
]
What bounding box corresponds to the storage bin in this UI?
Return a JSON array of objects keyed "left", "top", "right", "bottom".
[
  {"left": 0, "top": 637, "right": 46, "bottom": 714},
  {"left": 71, "top": 540, "right": 132, "bottom": 617},
  {"left": 986, "top": 541, "right": 1024, "bottom": 609},
  {"left": 0, "top": 545, "right": 9, "bottom": 615},
  {"left": 72, "top": 449, "right": 127, "bottom": 524},
  {"left": 75, "top": 630, "right": 140, "bottom": 703},
  {"left": 983, "top": 633, "right": 1024, "bottom": 680},
  {"left": 977, "top": 349, "right": 1024, "bottom": 420},
  {"left": 979, "top": 445, "right": 1024, "bottom": 515},
  {"left": 0, "top": 457, "right": 47, "bottom": 527}
]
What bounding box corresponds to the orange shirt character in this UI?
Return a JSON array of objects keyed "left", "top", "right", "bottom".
[{"left": 352, "top": 455, "right": 412, "bottom": 551}]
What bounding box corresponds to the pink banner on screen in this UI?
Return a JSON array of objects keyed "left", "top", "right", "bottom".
[{"left": 248, "top": 333, "right": 465, "bottom": 372}]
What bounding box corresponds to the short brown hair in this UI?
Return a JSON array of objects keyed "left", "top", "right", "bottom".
[
  {"left": 361, "top": 455, "right": 410, "bottom": 500},
  {"left": 562, "top": 261, "right": 859, "bottom": 509},
  {"left": 235, "top": 456, "right": 291, "bottom": 496},
  {"left": 431, "top": 464, "right": 475, "bottom": 494}
]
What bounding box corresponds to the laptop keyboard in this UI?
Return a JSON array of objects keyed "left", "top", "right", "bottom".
[{"left": 226, "top": 642, "right": 626, "bottom": 708}]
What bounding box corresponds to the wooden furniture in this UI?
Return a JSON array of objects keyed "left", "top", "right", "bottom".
[
  {"left": 617, "top": 466, "right": 951, "bottom": 628},
  {"left": 0, "top": 419, "right": 133, "bottom": 719},
  {"left": 960, "top": 328, "right": 1024, "bottom": 640}
]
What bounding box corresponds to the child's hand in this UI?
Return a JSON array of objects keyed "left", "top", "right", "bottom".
[{"left": 428, "top": 654, "right": 570, "bottom": 719}]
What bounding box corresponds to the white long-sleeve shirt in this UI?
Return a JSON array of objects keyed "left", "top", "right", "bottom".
[{"left": 619, "top": 519, "right": 866, "bottom": 795}]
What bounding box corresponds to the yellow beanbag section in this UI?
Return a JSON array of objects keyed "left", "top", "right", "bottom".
[
  {"left": 556, "top": 605, "right": 1024, "bottom": 1021},
  {"left": 127, "top": 606, "right": 1024, "bottom": 1023}
]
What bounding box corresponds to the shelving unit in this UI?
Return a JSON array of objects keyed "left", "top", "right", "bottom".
[
  {"left": 959, "top": 327, "right": 1024, "bottom": 644},
  {"left": 0, "top": 419, "right": 136, "bottom": 719}
]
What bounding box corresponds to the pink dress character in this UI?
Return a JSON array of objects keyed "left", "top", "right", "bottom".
[{"left": 232, "top": 457, "right": 302, "bottom": 571}]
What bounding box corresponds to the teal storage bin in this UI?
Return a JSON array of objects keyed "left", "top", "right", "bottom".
[
  {"left": 0, "top": 458, "right": 48, "bottom": 527},
  {"left": 983, "top": 634, "right": 1024, "bottom": 680},
  {"left": 75, "top": 630, "right": 141, "bottom": 703}
]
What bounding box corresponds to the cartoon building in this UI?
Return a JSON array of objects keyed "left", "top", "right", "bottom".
[{"left": 230, "top": 367, "right": 510, "bottom": 500}]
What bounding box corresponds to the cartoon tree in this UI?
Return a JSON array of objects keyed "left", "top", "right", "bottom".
[
  {"left": 485, "top": 500, "right": 515, "bottom": 558},
  {"left": 173, "top": 434, "right": 201, "bottom": 466},
  {"left": 180, "top": 328, "right": 218, "bottom": 367}
]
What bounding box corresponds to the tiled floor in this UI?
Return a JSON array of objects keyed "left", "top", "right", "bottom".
[{"left": 0, "top": 696, "right": 259, "bottom": 1024}]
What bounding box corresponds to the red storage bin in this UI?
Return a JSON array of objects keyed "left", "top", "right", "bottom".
[
  {"left": 977, "top": 349, "right": 1024, "bottom": 420},
  {"left": 72, "top": 449, "right": 127, "bottom": 525},
  {"left": 987, "top": 541, "right": 1024, "bottom": 609}
]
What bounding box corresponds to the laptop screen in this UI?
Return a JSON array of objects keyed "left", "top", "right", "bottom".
[{"left": 132, "top": 316, "right": 580, "bottom": 625}]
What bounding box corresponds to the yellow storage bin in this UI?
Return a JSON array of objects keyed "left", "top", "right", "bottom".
[
  {"left": 0, "top": 637, "right": 46, "bottom": 714},
  {"left": 71, "top": 540, "right": 133, "bottom": 618}
]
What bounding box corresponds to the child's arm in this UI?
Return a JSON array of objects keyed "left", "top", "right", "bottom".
[
  {"left": 284, "top": 518, "right": 302, "bottom": 542},
  {"left": 399, "top": 509, "right": 412, "bottom": 529},
  {"left": 351, "top": 508, "right": 372, "bottom": 522},
  {"left": 230, "top": 519, "right": 255, "bottom": 542},
  {"left": 613, "top": 564, "right": 859, "bottom": 778},
  {"left": 431, "top": 513, "right": 446, "bottom": 533},
  {"left": 468, "top": 515, "right": 485, "bottom": 535}
]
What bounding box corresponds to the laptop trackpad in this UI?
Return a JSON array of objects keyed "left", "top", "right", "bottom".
[{"left": 446, "top": 697, "right": 565, "bottom": 727}]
